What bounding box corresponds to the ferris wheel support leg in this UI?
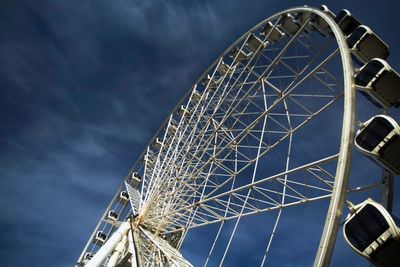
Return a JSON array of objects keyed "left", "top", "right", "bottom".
[{"left": 86, "top": 220, "right": 131, "bottom": 267}]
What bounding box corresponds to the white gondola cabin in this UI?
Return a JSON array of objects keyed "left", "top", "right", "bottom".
[
  {"left": 334, "top": 9, "right": 361, "bottom": 36},
  {"left": 191, "top": 89, "right": 202, "bottom": 103},
  {"left": 118, "top": 191, "right": 129, "bottom": 203},
  {"left": 131, "top": 172, "right": 142, "bottom": 187},
  {"left": 347, "top": 25, "right": 389, "bottom": 64},
  {"left": 260, "top": 21, "right": 285, "bottom": 44},
  {"left": 295, "top": 11, "right": 314, "bottom": 32},
  {"left": 310, "top": 5, "right": 335, "bottom": 37},
  {"left": 343, "top": 199, "right": 400, "bottom": 267},
  {"left": 107, "top": 210, "right": 119, "bottom": 221},
  {"left": 84, "top": 252, "right": 93, "bottom": 260},
  {"left": 278, "top": 14, "right": 300, "bottom": 35},
  {"left": 355, "top": 58, "right": 400, "bottom": 108},
  {"left": 229, "top": 47, "right": 251, "bottom": 64},
  {"left": 202, "top": 74, "right": 220, "bottom": 90},
  {"left": 82, "top": 252, "right": 93, "bottom": 264},
  {"left": 217, "top": 61, "right": 230, "bottom": 76},
  {"left": 94, "top": 231, "right": 107, "bottom": 245},
  {"left": 355, "top": 115, "right": 400, "bottom": 175},
  {"left": 178, "top": 105, "right": 189, "bottom": 117},
  {"left": 167, "top": 118, "right": 178, "bottom": 134},
  {"left": 154, "top": 137, "right": 163, "bottom": 150},
  {"left": 246, "top": 33, "right": 266, "bottom": 53}
]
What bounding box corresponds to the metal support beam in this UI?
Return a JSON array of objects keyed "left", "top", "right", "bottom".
[
  {"left": 381, "top": 171, "right": 394, "bottom": 213},
  {"left": 128, "top": 229, "right": 138, "bottom": 267},
  {"left": 106, "top": 234, "right": 127, "bottom": 267}
]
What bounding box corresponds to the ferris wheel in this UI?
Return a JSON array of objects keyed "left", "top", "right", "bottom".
[{"left": 76, "top": 5, "right": 400, "bottom": 267}]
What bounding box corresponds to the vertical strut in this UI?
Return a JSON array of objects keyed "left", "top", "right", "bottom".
[{"left": 381, "top": 171, "right": 394, "bottom": 213}]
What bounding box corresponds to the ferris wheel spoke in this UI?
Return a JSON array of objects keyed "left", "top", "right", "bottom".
[
  {"left": 208, "top": 48, "right": 341, "bottom": 170},
  {"left": 200, "top": 92, "right": 342, "bottom": 200},
  {"left": 170, "top": 16, "right": 312, "bottom": 164},
  {"left": 257, "top": 98, "right": 294, "bottom": 266},
  {"left": 172, "top": 35, "right": 266, "bottom": 161},
  {"left": 204, "top": 221, "right": 226, "bottom": 267},
  {"left": 216, "top": 96, "right": 272, "bottom": 266},
  {"left": 139, "top": 81, "right": 342, "bottom": 234},
  {"left": 180, "top": 183, "right": 382, "bottom": 234},
  {"left": 139, "top": 227, "right": 193, "bottom": 267},
  {"left": 145, "top": 153, "right": 340, "bottom": 231},
  {"left": 188, "top": 84, "right": 341, "bottom": 201},
  {"left": 142, "top": 120, "right": 212, "bottom": 207},
  {"left": 259, "top": 209, "right": 283, "bottom": 267},
  {"left": 140, "top": 25, "right": 338, "bottom": 209},
  {"left": 259, "top": 33, "right": 331, "bottom": 82},
  {"left": 145, "top": 93, "right": 342, "bottom": 231},
  {"left": 297, "top": 33, "right": 343, "bottom": 89},
  {"left": 141, "top": 95, "right": 228, "bottom": 206}
]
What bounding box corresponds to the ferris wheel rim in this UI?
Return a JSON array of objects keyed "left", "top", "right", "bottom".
[{"left": 305, "top": 6, "right": 355, "bottom": 267}]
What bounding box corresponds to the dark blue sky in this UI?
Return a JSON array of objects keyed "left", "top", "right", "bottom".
[{"left": 0, "top": 0, "right": 399, "bottom": 266}]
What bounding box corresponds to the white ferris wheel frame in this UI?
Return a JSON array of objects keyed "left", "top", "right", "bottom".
[{"left": 76, "top": 5, "right": 367, "bottom": 267}]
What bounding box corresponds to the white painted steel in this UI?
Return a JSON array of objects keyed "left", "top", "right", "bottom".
[
  {"left": 86, "top": 220, "right": 131, "bottom": 267},
  {"left": 127, "top": 230, "right": 138, "bottom": 267},
  {"left": 306, "top": 7, "right": 355, "bottom": 267},
  {"left": 106, "top": 234, "right": 127, "bottom": 267}
]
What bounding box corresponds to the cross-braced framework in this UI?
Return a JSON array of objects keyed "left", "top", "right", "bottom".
[{"left": 77, "top": 6, "right": 391, "bottom": 267}]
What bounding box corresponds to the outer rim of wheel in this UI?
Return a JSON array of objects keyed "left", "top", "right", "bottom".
[{"left": 298, "top": 6, "right": 355, "bottom": 267}]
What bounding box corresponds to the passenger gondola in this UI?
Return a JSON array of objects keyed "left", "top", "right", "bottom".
[
  {"left": 229, "top": 47, "right": 251, "bottom": 64},
  {"left": 334, "top": 9, "right": 361, "bottom": 36},
  {"left": 347, "top": 25, "right": 389, "bottom": 64},
  {"left": 178, "top": 105, "right": 189, "bottom": 117},
  {"left": 107, "top": 210, "right": 119, "bottom": 221},
  {"left": 94, "top": 231, "right": 107, "bottom": 245},
  {"left": 343, "top": 199, "right": 400, "bottom": 267},
  {"left": 217, "top": 61, "right": 230, "bottom": 76},
  {"left": 355, "top": 115, "right": 400, "bottom": 175},
  {"left": 310, "top": 5, "right": 335, "bottom": 37},
  {"left": 355, "top": 58, "right": 400, "bottom": 108},
  {"left": 167, "top": 117, "right": 178, "bottom": 134},
  {"left": 261, "top": 21, "right": 285, "bottom": 44},
  {"left": 131, "top": 172, "right": 142, "bottom": 187},
  {"left": 278, "top": 13, "right": 301, "bottom": 35},
  {"left": 118, "top": 191, "right": 129, "bottom": 203},
  {"left": 84, "top": 252, "right": 93, "bottom": 260},
  {"left": 191, "top": 89, "right": 202, "bottom": 103},
  {"left": 154, "top": 137, "right": 163, "bottom": 150},
  {"left": 295, "top": 11, "right": 314, "bottom": 32},
  {"left": 201, "top": 74, "right": 221, "bottom": 90},
  {"left": 81, "top": 252, "right": 93, "bottom": 264},
  {"left": 246, "top": 33, "right": 266, "bottom": 53}
]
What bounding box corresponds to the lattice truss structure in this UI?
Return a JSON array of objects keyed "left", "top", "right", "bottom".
[{"left": 78, "top": 7, "right": 382, "bottom": 267}]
